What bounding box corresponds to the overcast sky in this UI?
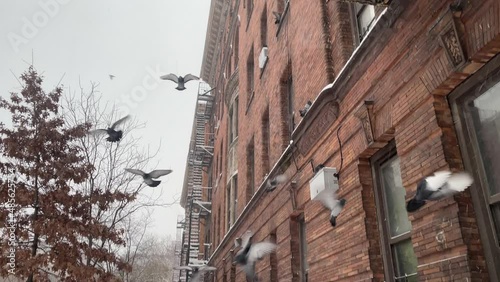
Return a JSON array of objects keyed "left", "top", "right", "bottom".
[{"left": 0, "top": 0, "right": 211, "bottom": 238}]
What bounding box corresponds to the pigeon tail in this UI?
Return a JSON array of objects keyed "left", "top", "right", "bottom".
[
  {"left": 176, "top": 86, "right": 186, "bottom": 91},
  {"left": 329, "top": 215, "right": 338, "bottom": 227},
  {"left": 406, "top": 198, "right": 426, "bottom": 212}
]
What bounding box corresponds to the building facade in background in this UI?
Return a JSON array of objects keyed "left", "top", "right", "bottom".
[{"left": 189, "top": 0, "right": 500, "bottom": 281}]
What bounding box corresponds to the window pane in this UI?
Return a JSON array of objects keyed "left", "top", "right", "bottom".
[
  {"left": 468, "top": 82, "right": 500, "bottom": 195},
  {"left": 392, "top": 239, "right": 418, "bottom": 281},
  {"left": 381, "top": 157, "right": 412, "bottom": 237},
  {"left": 356, "top": 4, "right": 375, "bottom": 40}
]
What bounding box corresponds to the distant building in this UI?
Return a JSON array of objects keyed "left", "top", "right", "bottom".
[{"left": 195, "top": 0, "right": 500, "bottom": 281}]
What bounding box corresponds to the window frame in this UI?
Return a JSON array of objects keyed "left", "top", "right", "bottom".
[
  {"left": 349, "top": 3, "right": 376, "bottom": 46},
  {"left": 448, "top": 54, "right": 500, "bottom": 282},
  {"left": 371, "top": 142, "right": 418, "bottom": 281}
]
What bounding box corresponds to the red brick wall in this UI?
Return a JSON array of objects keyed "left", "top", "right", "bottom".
[{"left": 203, "top": 0, "right": 500, "bottom": 281}]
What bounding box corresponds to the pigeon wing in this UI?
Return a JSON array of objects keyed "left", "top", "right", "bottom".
[
  {"left": 174, "top": 266, "right": 192, "bottom": 271},
  {"left": 88, "top": 129, "right": 107, "bottom": 136},
  {"left": 274, "top": 174, "right": 288, "bottom": 184},
  {"left": 110, "top": 115, "right": 130, "bottom": 129},
  {"left": 198, "top": 266, "right": 217, "bottom": 272},
  {"left": 446, "top": 172, "right": 473, "bottom": 192},
  {"left": 148, "top": 169, "right": 173, "bottom": 178},
  {"left": 425, "top": 171, "right": 451, "bottom": 191},
  {"left": 247, "top": 242, "right": 277, "bottom": 263},
  {"left": 240, "top": 230, "right": 253, "bottom": 250},
  {"left": 315, "top": 189, "right": 338, "bottom": 211},
  {"left": 234, "top": 237, "right": 242, "bottom": 248},
  {"left": 183, "top": 74, "right": 199, "bottom": 82},
  {"left": 160, "top": 73, "right": 179, "bottom": 83},
  {"left": 125, "top": 168, "right": 146, "bottom": 176}
]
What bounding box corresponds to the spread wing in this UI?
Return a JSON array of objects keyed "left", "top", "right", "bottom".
[
  {"left": 110, "top": 115, "right": 130, "bottom": 129},
  {"left": 198, "top": 266, "right": 217, "bottom": 272},
  {"left": 247, "top": 242, "right": 277, "bottom": 263},
  {"left": 125, "top": 168, "right": 146, "bottom": 176},
  {"left": 425, "top": 171, "right": 452, "bottom": 191},
  {"left": 160, "top": 73, "right": 179, "bottom": 83},
  {"left": 88, "top": 129, "right": 107, "bottom": 136},
  {"left": 174, "top": 266, "right": 192, "bottom": 271},
  {"left": 314, "top": 189, "right": 339, "bottom": 211},
  {"left": 148, "top": 169, "right": 173, "bottom": 178},
  {"left": 183, "top": 74, "right": 199, "bottom": 82},
  {"left": 240, "top": 230, "right": 253, "bottom": 250}
]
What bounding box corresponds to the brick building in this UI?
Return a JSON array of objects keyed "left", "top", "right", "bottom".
[{"left": 193, "top": 0, "right": 500, "bottom": 281}]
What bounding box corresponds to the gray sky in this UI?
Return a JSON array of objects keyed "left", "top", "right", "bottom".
[{"left": 0, "top": 0, "right": 210, "bottom": 238}]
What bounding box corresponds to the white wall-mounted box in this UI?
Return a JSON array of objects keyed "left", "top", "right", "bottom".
[{"left": 309, "top": 167, "right": 339, "bottom": 201}]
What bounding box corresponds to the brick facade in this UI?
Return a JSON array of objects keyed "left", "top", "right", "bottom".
[{"left": 196, "top": 0, "right": 500, "bottom": 281}]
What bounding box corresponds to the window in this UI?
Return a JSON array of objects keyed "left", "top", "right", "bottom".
[
  {"left": 262, "top": 107, "right": 271, "bottom": 177},
  {"left": 280, "top": 64, "right": 294, "bottom": 145},
  {"left": 270, "top": 231, "right": 278, "bottom": 282},
  {"left": 286, "top": 75, "right": 295, "bottom": 135},
  {"left": 229, "top": 98, "right": 239, "bottom": 142},
  {"left": 234, "top": 26, "right": 239, "bottom": 68},
  {"left": 247, "top": 47, "right": 255, "bottom": 108},
  {"left": 372, "top": 149, "right": 418, "bottom": 281},
  {"left": 246, "top": 0, "right": 254, "bottom": 25},
  {"left": 290, "top": 214, "right": 308, "bottom": 282},
  {"left": 351, "top": 3, "right": 375, "bottom": 45},
  {"left": 261, "top": 5, "right": 268, "bottom": 47},
  {"left": 225, "top": 175, "right": 237, "bottom": 230},
  {"left": 230, "top": 174, "right": 238, "bottom": 226},
  {"left": 246, "top": 137, "right": 255, "bottom": 202},
  {"left": 450, "top": 56, "right": 500, "bottom": 281}
]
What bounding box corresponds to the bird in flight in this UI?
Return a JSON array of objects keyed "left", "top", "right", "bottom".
[
  {"left": 88, "top": 115, "right": 129, "bottom": 143},
  {"left": 124, "top": 168, "right": 173, "bottom": 187},
  {"left": 233, "top": 230, "right": 277, "bottom": 282},
  {"left": 160, "top": 73, "right": 199, "bottom": 90},
  {"left": 314, "top": 188, "right": 347, "bottom": 227},
  {"left": 406, "top": 170, "right": 473, "bottom": 212},
  {"left": 174, "top": 265, "right": 216, "bottom": 282},
  {"left": 265, "top": 174, "right": 288, "bottom": 192},
  {"left": 109, "top": 74, "right": 115, "bottom": 80}
]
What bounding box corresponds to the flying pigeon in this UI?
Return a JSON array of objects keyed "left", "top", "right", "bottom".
[
  {"left": 124, "top": 168, "right": 173, "bottom": 187},
  {"left": 406, "top": 171, "right": 473, "bottom": 212},
  {"left": 233, "top": 230, "right": 277, "bottom": 282},
  {"left": 109, "top": 74, "right": 115, "bottom": 80},
  {"left": 272, "top": 11, "right": 281, "bottom": 24},
  {"left": 299, "top": 101, "right": 312, "bottom": 117},
  {"left": 314, "top": 189, "right": 347, "bottom": 227},
  {"left": 160, "top": 73, "right": 199, "bottom": 90},
  {"left": 88, "top": 115, "right": 129, "bottom": 143},
  {"left": 174, "top": 265, "right": 217, "bottom": 282},
  {"left": 265, "top": 174, "right": 288, "bottom": 192}
]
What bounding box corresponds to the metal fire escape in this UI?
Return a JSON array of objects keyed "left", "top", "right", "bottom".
[{"left": 177, "top": 81, "right": 214, "bottom": 281}]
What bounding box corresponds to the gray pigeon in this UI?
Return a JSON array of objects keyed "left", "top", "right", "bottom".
[
  {"left": 174, "top": 265, "right": 216, "bottom": 282},
  {"left": 125, "top": 168, "right": 173, "bottom": 187},
  {"left": 314, "top": 189, "right": 346, "bottom": 227},
  {"left": 406, "top": 171, "right": 473, "bottom": 212},
  {"left": 272, "top": 11, "right": 281, "bottom": 24},
  {"left": 160, "top": 73, "right": 199, "bottom": 90},
  {"left": 299, "top": 101, "right": 312, "bottom": 117},
  {"left": 265, "top": 174, "right": 287, "bottom": 192},
  {"left": 233, "top": 230, "right": 277, "bottom": 282},
  {"left": 88, "top": 115, "right": 129, "bottom": 143}
]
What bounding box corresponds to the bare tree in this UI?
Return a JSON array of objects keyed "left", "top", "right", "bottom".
[
  {"left": 120, "top": 233, "right": 176, "bottom": 282},
  {"left": 62, "top": 81, "right": 178, "bottom": 277}
]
